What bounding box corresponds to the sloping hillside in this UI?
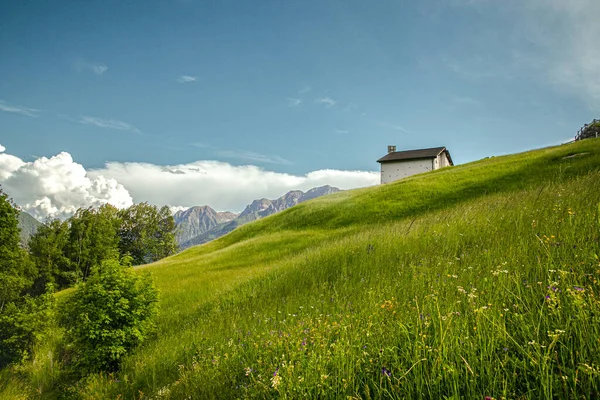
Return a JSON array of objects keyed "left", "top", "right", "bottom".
[{"left": 4, "top": 139, "right": 600, "bottom": 399}]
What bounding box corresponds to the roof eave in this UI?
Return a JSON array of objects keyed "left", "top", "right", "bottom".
[
  {"left": 443, "top": 149, "right": 454, "bottom": 166},
  {"left": 377, "top": 156, "right": 437, "bottom": 164}
]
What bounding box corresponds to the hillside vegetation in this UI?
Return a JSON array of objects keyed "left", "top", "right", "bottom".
[{"left": 3, "top": 139, "right": 600, "bottom": 399}]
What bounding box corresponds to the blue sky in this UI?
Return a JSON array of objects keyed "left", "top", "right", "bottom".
[{"left": 1, "top": 0, "right": 598, "bottom": 217}]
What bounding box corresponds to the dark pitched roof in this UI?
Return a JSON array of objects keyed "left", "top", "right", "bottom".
[{"left": 377, "top": 146, "right": 453, "bottom": 165}]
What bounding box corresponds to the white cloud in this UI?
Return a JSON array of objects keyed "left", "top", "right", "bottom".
[
  {"left": 0, "top": 147, "right": 133, "bottom": 220},
  {"left": 0, "top": 100, "right": 41, "bottom": 117},
  {"left": 377, "top": 122, "right": 410, "bottom": 134},
  {"left": 315, "top": 97, "right": 337, "bottom": 107},
  {"left": 520, "top": 0, "right": 600, "bottom": 106},
  {"left": 74, "top": 58, "right": 108, "bottom": 76},
  {"left": 287, "top": 97, "right": 302, "bottom": 107},
  {"left": 0, "top": 146, "right": 379, "bottom": 218},
  {"left": 190, "top": 141, "right": 212, "bottom": 149},
  {"left": 92, "top": 64, "right": 108, "bottom": 75},
  {"left": 447, "top": 0, "right": 600, "bottom": 107},
  {"left": 78, "top": 116, "right": 141, "bottom": 134},
  {"left": 0, "top": 151, "right": 25, "bottom": 180},
  {"left": 178, "top": 75, "right": 197, "bottom": 83},
  {"left": 90, "top": 160, "right": 379, "bottom": 213},
  {"left": 169, "top": 205, "right": 189, "bottom": 215},
  {"left": 216, "top": 150, "right": 292, "bottom": 165},
  {"left": 0, "top": 144, "right": 5, "bottom": 153}
]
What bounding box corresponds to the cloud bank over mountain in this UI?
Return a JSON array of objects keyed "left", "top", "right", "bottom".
[
  {"left": 0, "top": 145, "right": 378, "bottom": 219},
  {"left": 0, "top": 145, "right": 133, "bottom": 220},
  {"left": 90, "top": 161, "right": 378, "bottom": 213}
]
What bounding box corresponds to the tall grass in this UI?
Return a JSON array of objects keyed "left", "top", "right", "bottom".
[{"left": 4, "top": 139, "right": 600, "bottom": 399}]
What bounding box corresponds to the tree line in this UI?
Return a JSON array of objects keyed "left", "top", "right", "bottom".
[
  {"left": 29, "top": 202, "right": 177, "bottom": 293},
  {"left": 0, "top": 186, "right": 173, "bottom": 371}
]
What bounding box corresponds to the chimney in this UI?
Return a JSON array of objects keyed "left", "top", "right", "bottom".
[{"left": 387, "top": 145, "right": 396, "bottom": 153}]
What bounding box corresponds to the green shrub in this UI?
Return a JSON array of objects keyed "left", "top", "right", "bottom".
[
  {"left": 62, "top": 257, "right": 159, "bottom": 373},
  {"left": 0, "top": 288, "right": 55, "bottom": 369}
]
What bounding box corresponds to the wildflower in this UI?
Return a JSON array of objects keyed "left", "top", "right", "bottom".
[
  {"left": 382, "top": 367, "right": 391, "bottom": 377},
  {"left": 573, "top": 286, "right": 584, "bottom": 292},
  {"left": 244, "top": 367, "right": 252, "bottom": 376},
  {"left": 271, "top": 374, "right": 281, "bottom": 389}
]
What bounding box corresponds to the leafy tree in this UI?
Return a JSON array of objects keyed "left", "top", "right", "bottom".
[
  {"left": 28, "top": 219, "right": 72, "bottom": 292},
  {"left": 118, "top": 203, "right": 177, "bottom": 265},
  {"left": 0, "top": 187, "right": 35, "bottom": 309},
  {"left": 61, "top": 256, "right": 159, "bottom": 373},
  {"left": 0, "top": 287, "right": 54, "bottom": 369},
  {"left": 29, "top": 204, "right": 121, "bottom": 291},
  {"left": 0, "top": 186, "right": 51, "bottom": 369},
  {"left": 576, "top": 119, "right": 600, "bottom": 141},
  {"left": 65, "top": 204, "right": 121, "bottom": 280}
]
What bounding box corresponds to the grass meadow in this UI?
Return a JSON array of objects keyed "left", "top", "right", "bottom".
[{"left": 2, "top": 139, "right": 600, "bottom": 399}]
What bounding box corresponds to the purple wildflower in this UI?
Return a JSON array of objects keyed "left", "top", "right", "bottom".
[
  {"left": 574, "top": 286, "right": 584, "bottom": 292},
  {"left": 273, "top": 368, "right": 279, "bottom": 377},
  {"left": 382, "top": 367, "right": 391, "bottom": 377}
]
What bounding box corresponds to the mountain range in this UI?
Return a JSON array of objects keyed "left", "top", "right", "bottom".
[
  {"left": 175, "top": 185, "right": 341, "bottom": 249},
  {"left": 17, "top": 211, "right": 43, "bottom": 247}
]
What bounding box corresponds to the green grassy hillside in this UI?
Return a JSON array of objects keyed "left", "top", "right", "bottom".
[{"left": 3, "top": 139, "right": 600, "bottom": 399}]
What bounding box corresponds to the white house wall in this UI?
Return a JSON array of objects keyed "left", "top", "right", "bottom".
[
  {"left": 380, "top": 158, "right": 434, "bottom": 184},
  {"left": 437, "top": 152, "right": 451, "bottom": 168}
]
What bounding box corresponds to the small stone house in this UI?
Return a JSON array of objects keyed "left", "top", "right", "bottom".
[{"left": 377, "top": 145, "right": 453, "bottom": 184}]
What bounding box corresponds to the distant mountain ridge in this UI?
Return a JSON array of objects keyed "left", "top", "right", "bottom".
[
  {"left": 174, "top": 206, "right": 238, "bottom": 245},
  {"left": 176, "top": 185, "right": 341, "bottom": 249},
  {"left": 18, "top": 211, "right": 43, "bottom": 247}
]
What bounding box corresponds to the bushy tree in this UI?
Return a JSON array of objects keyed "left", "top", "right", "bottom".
[
  {"left": 65, "top": 204, "right": 121, "bottom": 280},
  {"left": 576, "top": 119, "right": 600, "bottom": 141},
  {"left": 0, "top": 186, "right": 51, "bottom": 369},
  {"left": 29, "top": 202, "right": 175, "bottom": 295},
  {"left": 0, "top": 187, "right": 35, "bottom": 309},
  {"left": 29, "top": 204, "right": 121, "bottom": 291},
  {"left": 0, "top": 288, "right": 54, "bottom": 368},
  {"left": 118, "top": 203, "right": 177, "bottom": 265},
  {"left": 61, "top": 256, "right": 159, "bottom": 373},
  {"left": 28, "top": 219, "right": 72, "bottom": 292}
]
